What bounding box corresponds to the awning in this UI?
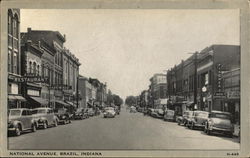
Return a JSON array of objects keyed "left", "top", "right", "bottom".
[
  {"left": 186, "top": 102, "right": 195, "bottom": 107},
  {"left": 8, "top": 95, "right": 26, "bottom": 102},
  {"left": 66, "top": 101, "right": 77, "bottom": 107},
  {"left": 30, "top": 96, "right": 48, "bottom": 106},
  {"left": 55, "top": 100, "right": 70, "bottom": 107}
]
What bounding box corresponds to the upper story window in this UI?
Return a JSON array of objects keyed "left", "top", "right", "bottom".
[
  {"left": 13, "top": 52, "right": 17, "bottom": 74},
  {"left": 33, "top": 62, "right": 37, "bottom": 74},
  {"left": 8, "top": 11, "right": 12, "bottom": 35},
  {"left": 37, "top": 65, "right": 40, "bottom": 76},
  {"left": 8, "top": 50, "right": 11, "bottom": 73}
]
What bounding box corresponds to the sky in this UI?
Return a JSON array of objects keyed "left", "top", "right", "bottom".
[{"left": 20, "top": 9, "right": 239, "bottom": 99}]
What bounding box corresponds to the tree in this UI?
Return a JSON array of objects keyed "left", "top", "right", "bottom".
[
  {"left": 125, "top": 96, "right": 137, "bottom": 107},
  {"left": 113, "top": 95, "right": 123, "bottom": 107}
]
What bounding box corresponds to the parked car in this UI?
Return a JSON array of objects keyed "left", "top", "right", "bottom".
[
  {"left": 150, "top": 109, "right": 164, "bottom": 118},
  {"left": 103, "top": 107, "right": 116, "bottom": 118},
  {"left": 55, "top": 108, "right": 72, "bottom": 124},
  {"left": 147, "top": 108, "right": 154, "bottom": 116},
  {"left": 204, "top": 111, "right": 234, "bottom": 137},
  {"left": 83, "top": 108, "right": 90, "bottom": 118},
  {"left": 87, "top": 108, "right": 95, "bottom": 117},
  {"left": 8, "top": 108, "right": 37, "bottom": 136},
  {"left": 187, "top": 111, "right": 209, "bottom": 130},
  {"left": 164, "top": 110, "right": 175, "bottom": 121},
  {"left": 32, "top": 107, "right": 59, "bottom": 129},
  {"left": 130, "top": 106, "right": 137, "bottom": 113},
  {"left": 114, "top": 106, "right": 120, "bottom": 115},
  {"left": 177, "top": 111, "right": 194, "bottom": 126},
  {"left": 73, "top": 108, "right": 88, "bottom": 120}
]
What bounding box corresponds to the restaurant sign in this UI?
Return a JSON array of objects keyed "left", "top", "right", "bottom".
[{"left": 9, "top": 75, "right": 49, "bottom": 83}]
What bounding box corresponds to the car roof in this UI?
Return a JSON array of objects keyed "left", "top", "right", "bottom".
[
  {"left": 34, "top": 107, "right": 50, "bottom": 110},
  {"left": 10, "top": 108, "right": 29, "bottom": 110},
  {"left": 194, "top": 110, "right": 209, "bottom": 113},
  {"left": 211, "top": 110, "right": 231, "bottom": 114}
]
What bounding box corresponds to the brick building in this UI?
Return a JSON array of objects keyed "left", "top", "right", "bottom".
[{"left": 7, "top": 9, "right": 26, "bottom": 109}]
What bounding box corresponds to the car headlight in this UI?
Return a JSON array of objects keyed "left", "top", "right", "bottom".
[{"left": 62, "top": 115, "right": 66, "bottom": 119}]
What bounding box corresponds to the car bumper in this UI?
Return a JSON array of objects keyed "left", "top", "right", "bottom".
[
  {"left": 210, "top": 127, "right": 232, "bottom": 133},
  {"left": 8, "top": 127, "right": 16, "bottom": 131}
]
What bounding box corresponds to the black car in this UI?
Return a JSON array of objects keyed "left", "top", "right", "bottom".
[
  {"left": 55, "top": 108, "right": 72, "bottom": 124},
  {"left": 73, "top": 108, "right": 88, "bottom": 120}
]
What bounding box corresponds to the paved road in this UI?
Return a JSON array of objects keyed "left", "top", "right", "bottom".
[{"left": 8, "top": 107, "right": 239, "bottom": 150}]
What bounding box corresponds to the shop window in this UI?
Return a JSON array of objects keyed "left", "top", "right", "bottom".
[{"left": 205, "top": 73, "right": 209, "bottom": 85}]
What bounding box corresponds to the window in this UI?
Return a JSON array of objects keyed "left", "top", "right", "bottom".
[
  {"left": 13, "top": 52, "right": 17, "bottom": 74},
  {"left": 8, "top": 50, "right": 11, "bottom": 72},
  {"left": 13, "top": 19, "right": 17, "bottom": 38},
  {"left": 29, "top": 61, "right": 32, "bottom": 73},
  {"left": 33, "top": 62, "right": 36, "bottom": 74},
  {"left": 37, "top": 65, "right": 40, "bottom": 76},
  {"left": 205, "top": 73, "right": 209, "bottom": 85},
  {"left": 8, "top": 11, "right": 12, "bottom": 35}
]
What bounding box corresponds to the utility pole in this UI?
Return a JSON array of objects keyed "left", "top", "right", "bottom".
[
  {"left": 76, "top": 75, "right": 79, "bottom": 109},
  {"left": 194, "top": 51, "right": 198, "bottom": 110}
]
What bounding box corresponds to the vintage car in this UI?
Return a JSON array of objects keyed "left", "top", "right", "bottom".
[
  {"left": 130, "top": 106, "right": 137, "bottom": 113},
  {"left": 55, "top": 108, "right": 72, "bottom": 124},
  {"left": 103, "top": 107, "right": 116, "bottom": 118},
  {"left": 177, "top": 111, "right": 194, "bottom": 126},
  {"left": 73, "top": 108, "right": 88, "bottom": 120},
  {"left": 154, "top": 109, "right": 164, "bottom": 119},
  {"left": 8, "top": 108, "right": 37, "bottom": 136},
  {"left": 87, "top": 108, "right": 95, "bottom": 117},
  {"left": 32, "top": 107, "right": 59, "bottom": 129},
  {"left": 204, "top": 111, "right": 234, "bottom": 137},
  {"left": 114, "top": 106, "right": 120, "bottom": 115},
  {"left": 164, "top": 110, "right": 175, "bottom": 121},
  {"left": 187, "top": 111, "right": 209, "bottom": 130}
]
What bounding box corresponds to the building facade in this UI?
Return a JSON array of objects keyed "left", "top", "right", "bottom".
[
  {"left": 78, "top": 75, "right": 92, "bottom": 109},
  {"left": 20, "top": 40, "right": 48, "bottom": 108},
  {"left": 7, "top": 9, "right": 26, "bottom": 109},
  {"left": 149, "top": 74, "right": 167, "bottom": 109},
  {"left": 20, "top": 28, "right": 80, "bottom": 109},
  {"left": 196, "top": 45, "right": 240, "bottom": 112}
]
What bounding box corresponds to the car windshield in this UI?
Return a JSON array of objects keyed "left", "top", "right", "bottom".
[
  {"left": 195, "top": 112, "right": 208, "bottom": 117},
  {"left": 76, "top": 109, "right": 82, "bottom": 113},
  {"left": 9, "top": 110, "right": 21, "bottom": 116},
  {"left": 184, "top": 111, "right": 193, "bottom": 116},
  {"left": 167, "top": 111, "right": 174, "bottom": 115},
  {"left": 211, "top": 113, "right": 231, "bottom": 119},
  {"left": 33, "top": 109, "right": 47, "bottom": 114},
  {"left": 57, "top": 109, "right": 66, "bottom": 114},
  {"left": 105, "top": 107, "right": 114, "bottom": 111}
]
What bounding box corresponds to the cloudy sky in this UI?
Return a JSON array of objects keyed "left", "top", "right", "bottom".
[{"left": 20, "top": 9, "right": 239, "bottom": 99}]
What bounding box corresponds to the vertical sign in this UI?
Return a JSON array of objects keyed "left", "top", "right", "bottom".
[{"left": 217, "top": 64, "right": 222, "bottom": 92}]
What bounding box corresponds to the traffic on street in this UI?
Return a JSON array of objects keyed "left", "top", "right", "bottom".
[{"left": 8, "top": 105, "right": 239, "bottom": 150}]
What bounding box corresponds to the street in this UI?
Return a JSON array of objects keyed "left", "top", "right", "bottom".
[{"left": 8, "top": 107, "right": 239, "bottom": 150}]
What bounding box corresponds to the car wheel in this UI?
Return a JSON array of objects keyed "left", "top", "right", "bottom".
[
  {"left": 204, "top": 127, "right": 207, "bottom": 133},
  {"left": 227, "top": 132, "right": 233, "bottom": 138},
  {"left": 69, "top": 119, "right": 71, "bottom": 123},
  {"left": 177, "top": 121, "right": 180, "bottom": 125},
  {"left": 63, "top": 120, "right": 66, "bottom": 125},
  {"left": 43, "top": 122, "right": 47, "bottom": 129},
  {"left": 191, "top": 123, "right": 194, "bottom": 130},
  {"left": 54, "top": 120, "right": 58, "bottom": 127},
  {"left": 31, "top": 123, "right": 37, "bottom": 132},
  {"left": 207, "top": 130, "right": 211, "bottom": 135},
  {"left": 15, "top": 125, "right": 21, "bottom": 136}
]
